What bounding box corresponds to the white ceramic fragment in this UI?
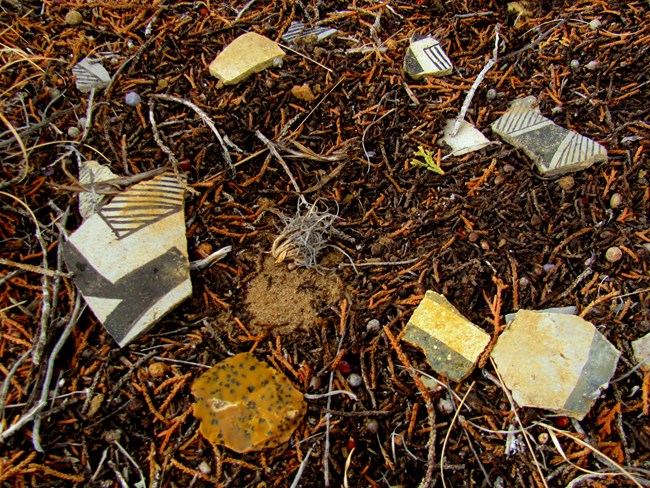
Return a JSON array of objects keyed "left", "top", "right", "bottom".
[
  {"left": 63, "top": 172, "right": 192, "bottom": 347},
  {"left": 282, "top": 22, "right": 337, "bottom": 43},
  {"left": 491, "top": 96, "right": 608, "bottom": 176},
  {"left": 632, "top": 332, "right": 650, "bottom": 373},
  {"left": 72, "top": 58, "right": 111, "bottom": 93},
  {"left": 78, "top": 161, "right": 117, "bottom": 219},
  {"left": 403, "top": 290, "right": 490, "bottom": 382},
  {"left": 491, "top": 310, "right": 620, "bottom": 420},
  {"left": 442, "top": 119, "right": 491, "bottom": 156},
  {"left": 403, "top": 35, "right": 453, "bottom": 79},
  {"left": 209, "top": 32, "right": 285, "bottom": 85}
]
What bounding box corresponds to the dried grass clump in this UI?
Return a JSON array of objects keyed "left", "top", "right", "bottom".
[{"left": 271, "top": 200, "right": 342, "bottom": 269}]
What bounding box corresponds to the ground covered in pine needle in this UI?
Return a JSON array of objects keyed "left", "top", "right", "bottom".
[{"left": 0, "top": 1, "right": 649, "bottom": 486}]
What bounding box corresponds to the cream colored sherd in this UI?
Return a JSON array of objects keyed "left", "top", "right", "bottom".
[
  {"left": 491, "top": 310, "right": 620, "bottom": 420},
  {"left": 404, "top": 290, "right": 490, "bottom": 382},
  {"left": 209, "top": 32, "right": 285, "bottom": 85}
]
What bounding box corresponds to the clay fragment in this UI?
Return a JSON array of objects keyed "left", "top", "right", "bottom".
[{"left": 192, "top": 353, "right": 307, "bottom": 453}]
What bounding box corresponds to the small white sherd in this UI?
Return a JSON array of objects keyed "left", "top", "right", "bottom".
[
  {"left": 442, "top": 119, "right": 492, "bottom": 156},
  {"left": 404, "top": 35, "right": 453, "bottom": 79}
]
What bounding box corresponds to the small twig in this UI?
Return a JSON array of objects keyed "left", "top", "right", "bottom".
[
  {"left": 0, "top": 348, "right": 32, "bottom": 423},
  {"left": 289, "top": 444, "right": 315, "bottom": 488},
  {"left": 362, "top": 106, "right": 396, "bottom": 172},
  {"left": 80, "top": 87, "right": 96, "bottom": 143},
  {"left": 278, "top": 42, "right": 334, "bottom": 73},
  {"left": 502, "top": 15, "right": 572, "bottom": 61},
  {"left": 0, "top": 191, "right": 51, "bottom": 367},
  {"left": 0, "top": 112, "right": 30, "bottom": 188},
  {"left": 114, "top": 440, "right": 147, "bottom": 488},
  {"left": 439, "top": 383, "right": 475, "bottom": 488},
  {"left": 451, "top": 24, "right": 500, "bottom": 137},
  {"left": 340, "top": 257, "right": 420, "bottom": 267},
  {"left": 189, "top": 246, "right": 232, "bottom": 270},
  {"left": 234, "top": 0, "right": 257, "bottom": 22},
  {"left": 487, "top": 363, "right": 549, "bottom": 488},
  {"left": 304, "top": 390, "right": 358, "bottom": 401},
  {"left": 148, "top": 102, "right": 180, "bottom": 168},
  {"left": 0, "top": 258, "right": 72, "bottom": 278},
  {"left": 0, "top": 294, "right": 84, "bottom": 444},
  {"left": 256, "top": 130, "right": 307, "bottom": 205},
  {"left": 150, "top": 93, "right": 239, "bottom": 171}
]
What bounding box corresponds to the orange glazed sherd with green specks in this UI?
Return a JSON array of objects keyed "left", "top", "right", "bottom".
[{"left": 191, "top": 352, "right": 306, "bottom": 453}]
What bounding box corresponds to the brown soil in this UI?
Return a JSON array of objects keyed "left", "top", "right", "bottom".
[{"left": 244, "top": 255, "right": 342, "bottom": 334}]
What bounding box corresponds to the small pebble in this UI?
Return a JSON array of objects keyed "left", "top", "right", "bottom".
[
  {"left": 366, "top": 319, "right": 381, "bottom": 333},
  {"left": 103, "top": 429, "right": 122, "bottom": 443},
  {"left": 543, "top": 263, "right": 556, "bottom": 274},
  {"left": 480, "top": 239, "right": 490, "bottom": 251},
  {"left": 198, "top": 461, "right": 211, "bottom": 475},
  {"left": 67, "top": 126, "right": 81, "bottom": 138},
  {"left": 538, "top": 432, "right": 549, "bottom": 445},
  {"left": 365, "top": 418, "right": 379, "bottom": 434},
  {"left": 48, "top": 87, "right": 61, "bottom": 101},
  {"left": 370, "top": 242, "right": 384, "bottom": 257},
  {"left": 570, "top": 59, "right": 580, "bottom": 70},
  {"left": 65, "top": 10, "right": 83, "bottom": 25},
  {"left": 609, "top": 193, "right": 623, "bottom": 209},
  {"left": 518, "top": 276, "right": 530, "bottom": 288},
  {"left": 437, "top": 397, "right": 455, "bottom": 415},
  {"left": 347, "top": 373, "right": 362, "bottom": 388},
  {"left": 589, "top": 18, "right": 602, "bottom": 30},
  {"left": 125, "top": 91, "right": 142, "bottom": 106},
  {"left": 605, "top": 246, "right": 623, "bottom": 263},
  {"left": 558, "top": 175, "right": 575, "bottom": 191},
  {"left": 494, "top": 174, "right": 505, "bottom": 186},
  {"left": 148, "top": 362, "right": 168, "bottom": 378},
  {"left": 486, "top": 88, "right": 497, "bottom": 100},
  {"left": 585, "top": 60, "right": 599, "bottom": 71},
  {"left": 503, "top": 164, "right": 515, "bottom": 173},
  {"left": 196, "top": 242, "right": 213, "bottom": 259},
  {"left": 468, "top": 232, "right": 479, "bottom": 243},
  {"left": 337, "top": 360, "right": 352, "bottom": 374}
]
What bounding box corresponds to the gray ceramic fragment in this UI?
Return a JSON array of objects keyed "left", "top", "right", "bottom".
[
  {"left": 491, "top": 96, "right": 607, "bottom": 176},
  {"left": 72, "top": 58, "right": 111, "bottom": 93},
  {"left": 282, "top": 22, "right": 337, "bottom": 43},
  {"left": 64, "top": 172, "right": 192, "bottom": 347}
]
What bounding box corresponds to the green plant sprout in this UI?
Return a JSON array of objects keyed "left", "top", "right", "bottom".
[{"left": 410, "top": 145, "right": 445, "bottom": 174}]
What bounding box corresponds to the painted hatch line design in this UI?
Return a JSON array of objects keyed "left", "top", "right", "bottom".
[
  {"left": 421, "top": 42, "right": 453, "bottom": 73},
  {"left": 98, "top": 173, "right": 184, "bottom": 240}
]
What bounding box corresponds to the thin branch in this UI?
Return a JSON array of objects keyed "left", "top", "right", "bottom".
[
  {"left": 256, "top": 130, "right": 308, "bottom": 205},
  {"left": 451, "top": 24, "right": 500, "bottom": 137},
  {"left": 0, "top": 294, "right": 84, "bottom": 444},
  {"left": 150, "top": 93, "right": 239, "bottom": 171}
]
